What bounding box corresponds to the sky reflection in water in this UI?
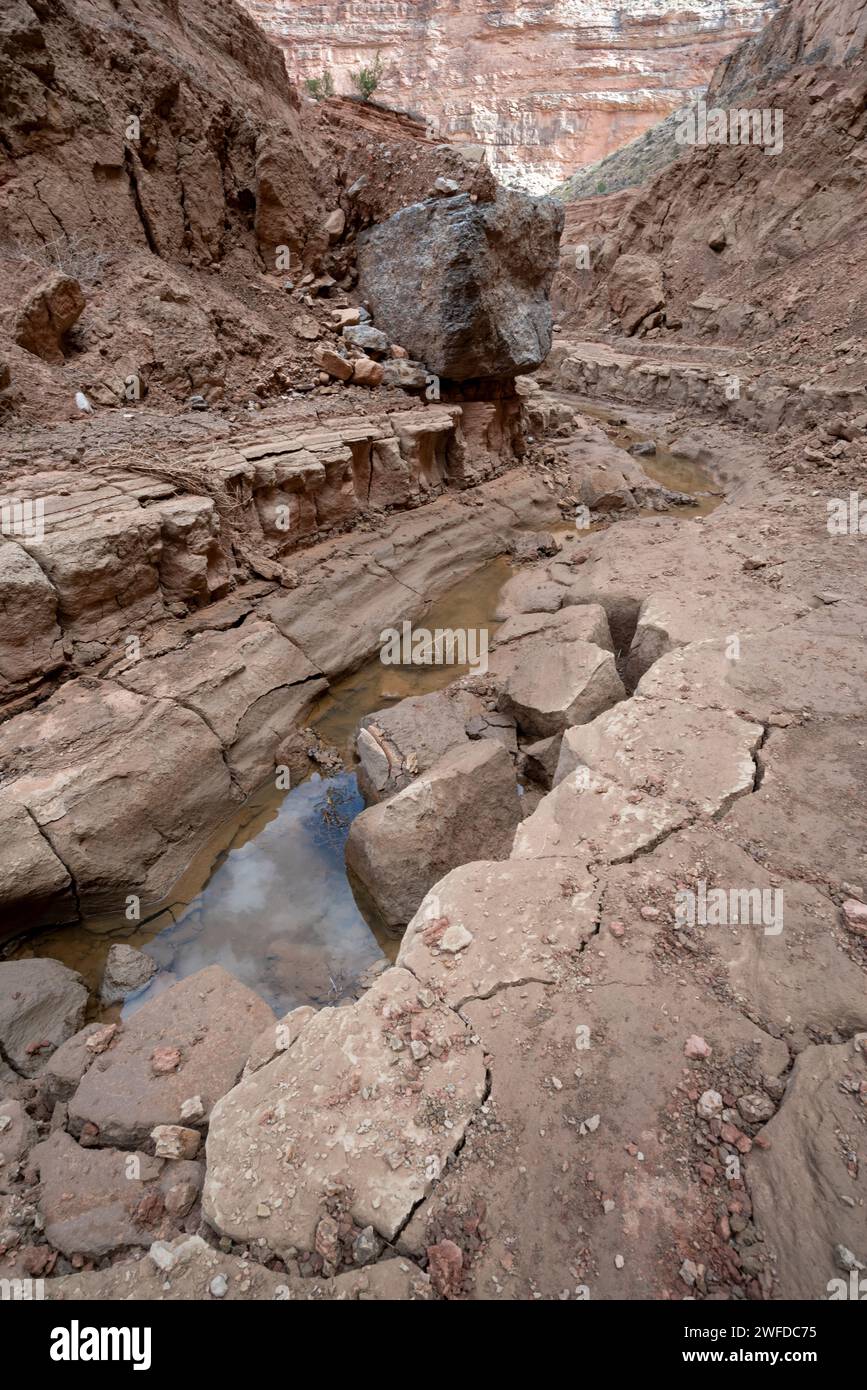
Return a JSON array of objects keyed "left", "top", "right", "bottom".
[{"left": 124, "top": 772, "right": 383, "bottom": 1018}]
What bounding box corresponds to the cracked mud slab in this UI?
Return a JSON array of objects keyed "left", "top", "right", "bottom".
[
  {"left": 397, "top": 857, "right": 599, "bottom": 1009},
  {"left": 513, "top": 768, "right": 690, "bottom": 863},
  {"left": 32, "top": 1130, "right": 203, "bottom": 1258},
  {"left": 69, "top": 965, "right": 274, "bottom": 1147},
  {"left": 555, "top": 695, "right": 763, "bottom": 817},
  {"left": 721, "top": 717, "right": 867, "bottom": 891},
  {"left": 625, "top": 586, "right": 810, "bottom": 685},
  {"left": 636, "top": 625, "right": 867, "bottom": 722},
  {"left": 599, "top": 828, "right": 867, "bottom": 1050},
  {"left": 398, "top": 949, "right": 788, "bottom": 1298},
  {"left": 203, "top": 968, "right": 487, "bottom": 1254},
  {"left": 45, "top": 1235, "right": 433, "bottom": 1301}
]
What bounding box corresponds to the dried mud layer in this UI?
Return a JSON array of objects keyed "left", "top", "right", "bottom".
[
  {"left": 1, "top": 366, "right": 865, "bottom": 1304},
  {"left": 200, "top": 403, "right": 867, "bottom": 1304}
]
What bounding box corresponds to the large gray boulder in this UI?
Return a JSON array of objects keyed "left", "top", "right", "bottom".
[
  {"left": 357, "top": 189, "right": 564, "bottom": 380},
  {"left": 345, "top": 740, "right": 522, "bottom": 929},
  {"left": 489, "top": 634, "right": 625, "bottom": 738}
]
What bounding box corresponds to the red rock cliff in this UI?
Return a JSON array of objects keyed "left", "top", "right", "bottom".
[{"left": 241, "top": 0, "right": 777, "bottom": 191}]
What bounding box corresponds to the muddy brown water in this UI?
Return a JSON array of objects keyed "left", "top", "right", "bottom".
[
  {"left": 309, "top": 555, "right": 512, "bottom": 762},
  {"left": 10, "top": 409, "right": 718, "bottom": 1020},
  {"left": 559, "top": 397, "right": 723, "bottom": 519}
]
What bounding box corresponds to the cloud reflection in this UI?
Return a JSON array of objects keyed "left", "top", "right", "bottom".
[{"left": 125, "top": 774, "right": 385, "bottom": 1017}]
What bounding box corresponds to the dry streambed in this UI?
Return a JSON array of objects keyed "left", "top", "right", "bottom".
[
  {"left": 202, "top": 407, "right": 867, "bottom": 1299},
  {"left": 2, "top": 394, "right": 866, "bottom": 1300}
]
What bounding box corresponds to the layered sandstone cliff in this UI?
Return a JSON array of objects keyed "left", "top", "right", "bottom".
[
  {"left": 551, "top": 0, "right": 867, "bottom": 364},
  {"left": 242, "top": 0, "right": 777, "bottom": 192}
]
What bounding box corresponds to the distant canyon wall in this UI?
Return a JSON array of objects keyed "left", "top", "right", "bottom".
[{"left": 241, "top": 0, "right": 777, "bottom": 192}]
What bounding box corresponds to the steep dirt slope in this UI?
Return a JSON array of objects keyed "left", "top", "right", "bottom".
[
  {"left": 0, "top": 0, "right": 479, "bottom": 422},
  {"left": 556, "top": 0, "right": 867, "bottom": 200},
  {"left": 0, "top": 0, "right": 338, "bottom": 267},
  {"left": 553, "top": 0, "right": 867, "bottom": 383}
]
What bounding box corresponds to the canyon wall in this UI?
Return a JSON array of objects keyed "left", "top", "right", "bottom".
[
  {"left": 550, "top": 0, "right": 867, "bottom": 350},
  {"left": 241, "top": 0, "right": 777, "bottom": 193}
]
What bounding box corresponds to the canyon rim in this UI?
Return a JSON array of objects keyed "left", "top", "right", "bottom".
[{"left": 243, "top": 0, "right": 778, "bottom": 190}]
